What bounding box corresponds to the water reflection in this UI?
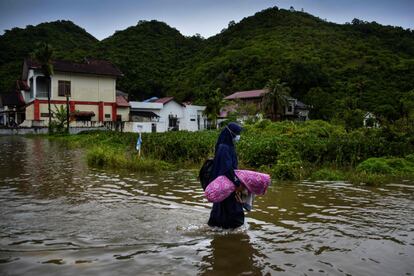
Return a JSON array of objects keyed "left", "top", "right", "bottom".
[{"left": 200, "top": 232, "right": 264, "bottom": 275}]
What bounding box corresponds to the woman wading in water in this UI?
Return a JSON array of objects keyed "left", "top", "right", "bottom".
[{"left": 208, "top": 122, "right": 245, "bottom": 229}]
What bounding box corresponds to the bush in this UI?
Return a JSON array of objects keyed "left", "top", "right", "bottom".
[
  {"left": 405, "top": 154, "right": 414, "bottom": 163},
  {"left": 87, "top": 146, "right": 172, "bottom": 172},
  {"left": 356, "top": 157, "right": 414, "bottom": 175},
  {"left": 269, "top": 149, "right": 303, "bottom": 180},
  {"left": 356, "top": 158, "right": 393, "bottom": 174},
  {"left": 310, "top": 168, "right": 345, "bottom": 181}
]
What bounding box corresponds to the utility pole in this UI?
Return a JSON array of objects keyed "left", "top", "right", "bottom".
[{"left": 65, "top": 90, "right": 70, "bottom": 134}]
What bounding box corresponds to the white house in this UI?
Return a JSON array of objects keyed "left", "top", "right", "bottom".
[
  {"left": 363, "top": 112, "right": 380, "bottom": 128},
  {"left": 128, "top": 97, "right": 207, "bottom": 133}
]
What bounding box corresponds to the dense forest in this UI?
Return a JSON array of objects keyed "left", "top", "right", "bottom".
[{"left": 0, "top": 7, "right": 413, "bottom": 122}]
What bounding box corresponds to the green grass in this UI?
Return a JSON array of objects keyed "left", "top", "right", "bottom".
[
  {"left": 86, "top": 146, "right": 173, "bottom": 172},
  {"left": 310, "top": 168, "right": 345, "bottom": 181},
  {"left": 37, "top": 120, "right": 414, "bottom": 183}
]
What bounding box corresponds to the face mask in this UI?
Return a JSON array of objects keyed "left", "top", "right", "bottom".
[{"left": 233, "top": 135, "right": 241, "bottom": 143}]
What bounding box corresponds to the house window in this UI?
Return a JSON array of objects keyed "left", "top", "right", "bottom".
[
  {"left": 58, "top": 80, "right": 71, "bottom": 97},
  {"left": 36, "top": 76, "right": 49, "bottom": 98},
  {"left": 105, "top": 114, "right": 110, "bottom": 118},
  {"left": 288, "top": 105, "right": 293, "bottom": 112}
]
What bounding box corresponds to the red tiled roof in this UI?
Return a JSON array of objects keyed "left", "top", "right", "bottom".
[
  {"left": 154, "top": 97, "right": 174, "bottom": 104},
  {"left": 116, "top": 95, "right": 129, "bottom": 107},
  {"left": 26, "top": 58, "right": 123, "bottom": 77},
  {"left": 224, "top": 89, "right": 267, "bottom": 100}
]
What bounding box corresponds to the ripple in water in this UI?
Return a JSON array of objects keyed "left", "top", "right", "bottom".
[{"left": 0, "top": 136, "right": 413, "bottom": 275}]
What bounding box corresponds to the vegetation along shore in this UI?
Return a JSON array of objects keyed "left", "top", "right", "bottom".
[{"left": 45, "top": 120, "right": 414, "bottom": 185}]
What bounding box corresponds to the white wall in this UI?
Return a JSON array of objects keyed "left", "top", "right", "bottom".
[
  {"left": 182, "top": 105, "right": 206, "bottom": 131},
  {"left": 158, "top": 101, "right": 184, "bottom": 131},
  {"left": 126, "top": 122, "right": 164, "bottom": 133},
  {"left": 128, "top": 100, "right": 207, "bottom": 133}
]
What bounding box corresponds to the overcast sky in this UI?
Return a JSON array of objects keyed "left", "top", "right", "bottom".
[{"left": 0, "top": 0, "right": 413, "bottom": 40}]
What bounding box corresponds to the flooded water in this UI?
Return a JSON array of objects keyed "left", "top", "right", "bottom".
[{"left": 0, "top": 136, "right": 413, "bottom": 276}]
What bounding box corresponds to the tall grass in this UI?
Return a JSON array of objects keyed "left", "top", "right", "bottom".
[
  {"left": 86, "top": 146, "right": 172, "bottom": 172},
  {"left": 46, "top": 120, "right": 414, "bottom": 183}
]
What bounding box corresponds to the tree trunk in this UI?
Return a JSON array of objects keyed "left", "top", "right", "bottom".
[{"left": 66, "top": 95, "right": 70, "bottom": 134}]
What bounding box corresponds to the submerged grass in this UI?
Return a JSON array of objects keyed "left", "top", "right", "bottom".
[{"left": 86, "top": 146, "right": 173, "bottom": 172}]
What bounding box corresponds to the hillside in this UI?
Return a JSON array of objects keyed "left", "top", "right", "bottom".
[
  {"left": 1, "top": 7, "right": 413, "bottom": 122},
  {"left": 168, "top": 7, "right": 414, "bottom": 120},
  {"left": 0, "top": 20, "right": 98, "bottom": 92},
  {"left": 95, "top": 20, "right": 203, "bottom": 100}
]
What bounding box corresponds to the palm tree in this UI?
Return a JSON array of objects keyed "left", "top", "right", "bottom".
[
  {"left": 204, "top": 88, "right": 224, "bottom": 129},
  {"left": 33, "top": 43, "right": 54, "bottom": 132},
  {"left": 262, "top": 79, "right": 291, "bottom": 121}
]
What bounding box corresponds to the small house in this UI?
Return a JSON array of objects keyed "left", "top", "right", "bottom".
[
  {"left": 222, "top": 89, "right": 310, "bottom": 121},
  {"left": 129, "top": 97, "right": 207, "bottom": 133}
]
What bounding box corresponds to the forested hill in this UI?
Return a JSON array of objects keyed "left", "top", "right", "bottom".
[
  {"left": 1, "top": 7, "right": 413, "bottom": 121},
  {"left": 169, "top": 7, "right": 414, "bottom": 120},
  {"left": 96, "top": 21, "right": 203, "bottom": 99},
  {"left": 0, "top": 20, "right": 98, "bottom": 93}
]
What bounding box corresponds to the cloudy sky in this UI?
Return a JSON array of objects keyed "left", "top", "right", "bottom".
[{"left": 0, "top": 0, "right": 413, "bottom": 40}]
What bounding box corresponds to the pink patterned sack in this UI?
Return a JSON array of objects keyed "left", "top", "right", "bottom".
[{"left": 205, "top": 170, "right": 271, "bottom": 203}]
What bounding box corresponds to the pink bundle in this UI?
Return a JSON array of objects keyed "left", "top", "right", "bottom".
[{"left": 205, "top": 170, "right": 271, "bottom": 203}]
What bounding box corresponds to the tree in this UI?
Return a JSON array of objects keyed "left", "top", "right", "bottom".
[
  {"left": 262, "top": 79, "right": 291, "bottom": 121},
  {"left": 400, "top": 89, "right": 414, "bottom": 127},
  {"left": 401, "top": 90, "right": 414, "bottom": 120},
  {"left": 51, "top": 104, "right": 69, "bottom": 133},
  {"left": 203, "top": 88, "right": 224, "bottom": 129},
  {"left": 33, "top": 43, "right": 54, "bottom": 132}
]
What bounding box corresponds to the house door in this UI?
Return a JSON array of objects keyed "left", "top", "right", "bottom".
[
  {"left": 197, "top": 115, "right": 201, "bottom": 130},
  {"left": 151, "top": 123, "right": 156, "bottom": 133}
]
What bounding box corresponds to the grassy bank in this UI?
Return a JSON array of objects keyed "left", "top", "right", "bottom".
[{"left": 45, "top": 120, "right": 414, "bottom": 184}]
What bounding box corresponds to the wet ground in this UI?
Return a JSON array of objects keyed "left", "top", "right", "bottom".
[{"left": 0, "top": 136, "right": 413, "bottom": 275}]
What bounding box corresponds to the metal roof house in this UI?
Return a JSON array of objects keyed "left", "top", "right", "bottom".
[
  {"left": 222, "top": 89, "right": 310, "bottom": 121},
  {"left": 128, "top": 97, "right": 207, "bottom": 133}
]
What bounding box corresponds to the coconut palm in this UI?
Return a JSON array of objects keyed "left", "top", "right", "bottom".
[
  {"left": 33, "top": 43, "right": 54, "bottom": 132},
  {"left": 263, "top": 79, "right": 291, "bottom": 121},
  {"left": 204, "top": 88, "right": 224, "bottom": 129}
]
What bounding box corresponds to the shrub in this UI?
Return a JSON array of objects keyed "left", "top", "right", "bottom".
[
  {"left": 310, "top": 168, "right": 345, "bottom": 181},
  {"left": 356, "top": 158, "right": 393, "bottom": 174},
  {"left": 405, "top": 154, "right": 414, "bottom": 163},
  {"left": 86, "top": 146, "right": 172, "bottom": 172}
]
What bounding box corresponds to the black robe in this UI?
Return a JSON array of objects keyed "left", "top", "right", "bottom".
[{"left": 208, "top": 124, "right": 244, "bottom": 229}]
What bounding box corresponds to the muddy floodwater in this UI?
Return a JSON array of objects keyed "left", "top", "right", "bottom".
[{"left": 0, "top": 136, "right": 413, "bottom": 276}]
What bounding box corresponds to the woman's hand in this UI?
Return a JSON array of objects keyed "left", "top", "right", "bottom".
[
  {"left": 235, "top": 185, "right": 245, "bottom": 203},
  {"left": 235, "top": 185, "right": 244, "bottom": 193}
]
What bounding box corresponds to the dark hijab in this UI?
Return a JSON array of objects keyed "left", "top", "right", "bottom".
[
  {"left": 214, "top": 122, "right": 243, "bottom": 153},
  {"left": 211, "top": 122, "right": 243, "bottom": 180}
]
